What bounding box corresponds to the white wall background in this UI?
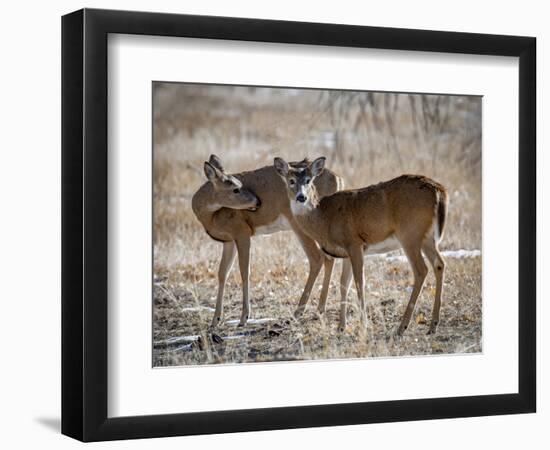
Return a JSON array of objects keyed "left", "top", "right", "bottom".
[{"left": 0, "top": 0, "right": 545, "bottom": 448}]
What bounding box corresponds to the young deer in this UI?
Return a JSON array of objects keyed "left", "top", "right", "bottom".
[
  {"left": 274, "top": 156, "right": 448, "bottom": 335},
  {"left": 192, "top": 155, "right": 344, "bottom": 328}
]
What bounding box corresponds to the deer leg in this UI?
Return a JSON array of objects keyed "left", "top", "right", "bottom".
[
  {"left": 339, "top": 258, "right": 353, "bottom": 332},
  {"left": 318, "top": 256, "right": 335, "bottom": 315},
  {"left": 292, "top": 226, "right": 324, "bottom": 318},
  {"left": 397, "top": 240, "right": 428, "bottom": 335},
  {"left": 210, "top": 241, "right": 236, "bottom": 328},
  {"left": 235, "top": 237, "right": 251, "bottom": 327},
  {"left": 422, "top": 237, "right": 446, "bottom": 335},
  {"left": 348, "top": 245, "right": 367, "bottom": 328}
]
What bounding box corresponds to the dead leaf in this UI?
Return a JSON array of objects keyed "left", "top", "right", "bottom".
[{"left": 416, "top": 312, "right": 427, "bottom": 325}]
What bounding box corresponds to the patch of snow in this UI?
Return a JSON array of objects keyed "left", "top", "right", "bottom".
[
  {"left": 372, "top": 249, "right": 481, "bottom": 263},
  {"left": 225, "top": 318, "right": 277, "bottom": 326},
  {"left": 442, "top": 249, "right": 481, "bottom": 259},
  {"left": 223, "top": 334, "right": 248, "bottom": 341},
  {"left": 180, "top": 306, "right": 215, "bottom": 313},
  {"left": 155, "top": 335, "right": 200, "bottom": 346},
  {"left": 159, "top": 343, "right": 194, "bottom": 353}
]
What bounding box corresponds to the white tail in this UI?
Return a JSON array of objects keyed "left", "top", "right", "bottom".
[
  {"left": 192, "top": 154, "right": 343, "bottom": 328},
  {"left": 274, "top": 156, "right": 448, "bottom": 335}
]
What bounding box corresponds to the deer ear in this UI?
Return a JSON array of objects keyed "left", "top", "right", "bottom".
[
  {"left": 204, "top": 161, "right": 221, "bottom": 182},
  {"left": 310, "top": 157, "right": 326, "bottom": 177},
  {"left": 208, "top": 154, "right": 224, "bottom": 172},
  {"left": 274, "top": 157, "right": 289, "bottom": 177}
]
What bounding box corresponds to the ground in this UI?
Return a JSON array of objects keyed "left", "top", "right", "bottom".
[{"left": 153, "top": 235, "right": 481, "bottom": 366}]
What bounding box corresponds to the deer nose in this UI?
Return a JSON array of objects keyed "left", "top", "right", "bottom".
[
  {"left": 296, "top": 194, "right": 306, "bottom": 203},
  {"left": 255, "top": 198, "right": 262, "bottom": 208}
]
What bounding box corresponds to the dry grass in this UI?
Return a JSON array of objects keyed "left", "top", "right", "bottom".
[{"left": 152, "top": 84, "right": 482, "bottom": 366}]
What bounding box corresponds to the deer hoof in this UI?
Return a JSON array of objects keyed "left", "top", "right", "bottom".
[
  {"left": 396, "top": 323, "right": 408, "bottom": 336},
  {"left": 429, "top": 320, "right": 439, "bottom": 333}
]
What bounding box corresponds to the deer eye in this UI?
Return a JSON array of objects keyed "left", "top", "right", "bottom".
[
  {"left": 289, "top": 179, "right": 296, "bottom": 186},
  {"left": 233, "top": 188, "right": 240, "bottom": 194},
  {"left": 304, "top": 178, "right": 311, "bottom": 184}
]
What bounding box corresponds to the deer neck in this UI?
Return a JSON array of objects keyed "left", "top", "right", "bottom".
[
  {"left": 191, "top": 184, "right": 221, "bottom": 231},
  {"left": 290, "top": 189, "right": 325, "bottom": 238}
]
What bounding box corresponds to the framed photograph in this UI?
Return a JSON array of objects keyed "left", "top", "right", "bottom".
[{"left": 62, "top": 8, "right": 536, "bottom": 442}]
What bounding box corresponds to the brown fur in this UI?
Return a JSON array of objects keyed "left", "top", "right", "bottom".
[
  {"left": 300, "top": 175, "right": 447, "bottom": 258},
  {"left": 275, "top": 157, "right": 449, "bottom": 334},
  {"left": 192, "top": 164, "right": 339, "bottom": 242},
  {"left": 191, "top": 156, "right": 343, "bottom": 327}
]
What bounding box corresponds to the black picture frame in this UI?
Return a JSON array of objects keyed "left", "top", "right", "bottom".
[{"left": 61, "top": 8, "right": 536, "bottom": 442}]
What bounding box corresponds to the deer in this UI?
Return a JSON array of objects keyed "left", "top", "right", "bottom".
[
  {"left": 274, "top": 156, "right": 448, "bottom": 335},
  {"left": 191, "top": 154, "right": 344, "bottom": 328}
]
